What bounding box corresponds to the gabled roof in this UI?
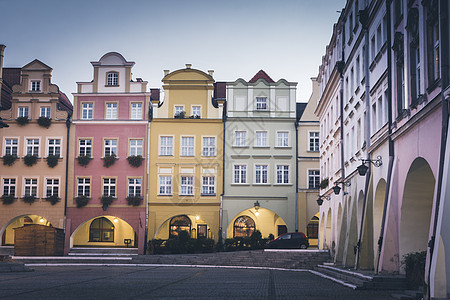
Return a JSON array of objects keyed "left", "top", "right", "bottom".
[
  {"left": 58, "top": 91, "right": 73, "bottom": 115},
  {"left": 249, "top": 70, "right": 275, "bottom": 83},
  {"left": 1, "top": 68, "right": 20, "bottom": 110},
  {"left": 296, "top": 102, "right": 307, "bottom": 121},
  {"left": 150, "top": 88, "right": 160, "bottom": 101},
  {"left": 22, "top": 59, "right": 53, "bottom": 71}
]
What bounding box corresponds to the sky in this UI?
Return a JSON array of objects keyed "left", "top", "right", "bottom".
[{"left": 1, "top": 0, "right": 346, "bottom": 103}]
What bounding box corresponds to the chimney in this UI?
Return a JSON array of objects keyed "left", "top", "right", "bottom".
[
  {"left": 0, "top": 45, "right": 5, "bottom": 80},
  {"left": 185, "top": 64, "right": 192, "bottom": 69},
  {"left": 164, "top": 70, "right": 170, "bottom": 76},
  {"left": 208, "top": 70, "right": 214, "bottom": 77},
  {"left": 136, "top": 78, "right": 143, "bottom": 82}
]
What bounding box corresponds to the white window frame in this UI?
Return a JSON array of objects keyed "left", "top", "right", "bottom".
[
  {"left": 180, "top": 176, "right": 193, "bottom": 195},
  {"left": 309, "top": 131, "right": 320, "bottom": 152},
  {"left": 47, "top": 138, "right": 61, "bottom": 157},
  {"left": 255, "top": 131, "right": 268, "bottom": 147},
  {"left": 202, "top": 176, "right": 215, "bottom": 195},
  {"left": 202, "top": 137, "right": 215, "bottom": 156},
  {"left": 192, "top": 105, "right": 201, "bottom": 117},
  {"left": 45, "top": 178, "right": 60, "bottom": 197},
  {"left": 81, "top": 103, "right": 93, "bottom": 120},
  {"left": 277, "top": 131, "right": 289, "bottom": 147},
  {"left": 104, "top": 139, "right": 118, "bottom": 157},
  {"left": 234, "top": 131, "right": 247, "bottom": 147},
  {"left": 174, "top": 106, "right": 184, "bottom": 116},
  {"left": 24, "top": 178, "right": 38, "bottom": 197},
  {"left": 2, "top": 178, "right": 16, "bottom": 196},
  {"left": 276, "top": 165, "right": 290, "bottom": 184},
  {"left": 18, "top": 107, "right": 29, "bottom": 118},
  {"left": 102, "top": 178, "right": 116, "bottom": 197},
  {"left": 107, "top": 72, "right": 118, "bottom": 86},
  {"left": 105, "top": 103, "right": 118, "bottom": 120},
  {"left": 308, "top": 170, "right": 320, "bottom": 189},
  {"left": 160, "top": 136, "right": 173, "bottom": 156},
  {"left": 181, "top": 136, "right": 195, "bottom": 157},
  {"left": 129, "top": 139, "right": 143, "bottom": 156},
  {"left": 25, "top": 138, "right": 40, "bottom": 156},
  {"left": 233, "top": 164, "right": 247, "bottom": 184},
  {"left": 30, "top": 80, "right": 41, "bottom": 92},
  {"left": 4, "top": 138, "right": 18, "bottom": 156},
  {"left": 131, "top": 102, "right": 143, "bottom": 120},
  {"left": 40, "top": 107, "right": 51, "bottom": 118},
  {"left": 255, "top": 164, "right": 268, "bottom": 184},
  {"left": 77, "top": 177, "right": 91, "bottom": 197},
  {"left": 128, "top": 178, "right": 141, "bottom": 197},
  {"left": 159, "top": 176, "right": 172, "bottom": 195},
  {"left": 78, "top": 139, "right": 92, "bottom": 157},
  {"left": 256, "top": 97, "right": 268, "bottom": 110}
]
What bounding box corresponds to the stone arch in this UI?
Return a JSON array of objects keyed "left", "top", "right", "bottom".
[
  {"left": 373, "top": 179, "right": 387, "bottom": 262},
  {"left": 1, "top": 214, "right": 51, "bottom": 246},
  {"left": 357, "top": 190, "right": 365, "bottom": 235},
  {"left": 325, "top": 208, "right": 332, "bottom": 249},
  {"left": 320, "top": 212, "right": 326, "bottom": 250}
]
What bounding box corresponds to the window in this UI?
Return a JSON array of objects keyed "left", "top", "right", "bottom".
[
  {"left": 48, "top": 139, "right": 61, "bottom": 157},
  {"left": 256, "top": 97, "right": 267, "bottom": 110},
  {"left": 26, "top": 138, "right": 39, "bottom": 156},
  {"left": 18, "top": 107, "right": 29, "bottom": 118},
  {"left": 5, "top": 138, "right": 18, "bottom": 156},
  {"left": 202, "top": 176, "right": 215, "bottom": 195},
  {"left": 307, "top": 216, "right": 319, "bottom": 239},
  {"left": 394, "top": 0, "right": 403, "bottom": 24},
  {"left": 159, "top": 176, "right": 172, "bottom": 195},
  {"left": 104, "top": 139, "right": 117, "bottom": 156},
  {"left": 192, "top": 106, "right": 201, "bottom": 117},
  {"left": 128, "top": 178, "right": 141, "bottom": 196},
  {"left": 103, "top": 178, "right": 116, "bottom": 197},
  {"left": 106, "top": 103, "right": 118, "bottom": 120},
  {"left": 175, "top": 106, "right": 184, "bottom": 115},
  {"left": 77, "top": 178, "right": 90, "bottom": 197},
  {"left": 129, "top": 139, "right": 143, "bottom": 156},
  {"left": 276, "top": 165, "right": 289, "bottom": 184},
  {"left": 233, "top": 165, "right": 247, "bottom": 184},
  {"left": 235, "top": 131, "right": 246, "bottom": 147},
  {"left": 277, "top": 131, "right": 289, "bottom": 147},
  {"left": 82, "top": 103, "right": 93, "bottom": 120},
  {"left": 24, "top": 178, "right": 37, "bottom": 196},
  {"left": 309, "top": 132, "right": 319, "bottom": 152},
  {"left": 233, "top": 216, "right": 255, "bottom": 238},
  {"left": 255, "top": 131, "right": 267, "bottom": 147},
  {"left": 356, "top": 56, "right": 360, "bottom": 85},
  {"left": 371, "top": 35, "right": 376, "bottom": 61},
  {"left": 202, "top": 137, "right": 215, "bottom": 156},
  {"left": 160, "top": 136, "right": 173, "bottom": 156},
  {"left": 31, "top": 80, "right": 41, "bottom": 92},
  {"left": 3, "top": 178, "right": 16, "bottom": 196},
  {"left": 107, "top": 72, "right": 118, "bottom": 86},
  {"left": 131, "top": 103, "right": 142, "bottom": 120},
  {"left": 427, "top": 5, "right": 440, "bottom": 84},
  {"left": 46, "top": 179, "right": 59, "bottom": 197},
  {"left": 89, "top": 217, "right": 114, "bottom": 242},
  {"left": 181, "top": 137, "right": 194, "bottom": 156},
  {"left": 255, "top": 165, "right": 268, "bottom": 184},
  {"left": 308, "top": 170, "right": 320, "bottom": 189},
  {"left": 79, "top": 139, "right": 92, "bottom": 157},
  {"left": 180, "top": 176, "right": 193, "bottom": 195},
  {"left": 377, "top": 24, "right": 382, "bottom": 52},
  {"left": 40, "top": 107, "right": 51, "bottom": 118}
]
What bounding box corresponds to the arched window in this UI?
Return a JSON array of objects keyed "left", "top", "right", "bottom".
[
  {"left": 107, "top": 72, "right": 118, "bottom": 86},
  {"left": 233, "top": 216, "right": 255, "bottom": 237},
  {"left": 89, "top": 217, "right": 114, "bottom": 242},
  {"left": 169, "top": 215, "right": 191, "bottom": 238}
]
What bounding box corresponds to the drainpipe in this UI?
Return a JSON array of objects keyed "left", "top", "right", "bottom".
[
  {"left": 63, "top": 117, "right": 71, "bottom": 234},
  {"left": 218, "top": 98, "right": 226, "bottom": 248},
  {"left": 295, "top": 119, "right": 299, "bottom": 232},
  {"left": 376, "top": 0, "right": 395, "bottom": 274},
  {"left": 427, "top": 1, "right": 449, "bottom": 298},
  {"left": 144, "top": 115, "right": 150, "bottom": 254},
  {"left": 355, "top": 7, "right": 371, "bottom": 270}
]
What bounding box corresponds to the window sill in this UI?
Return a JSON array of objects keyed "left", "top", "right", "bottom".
[
  {"left": 179, "top": 194, "right": 194, "bottom": 197},
  {"left": 159, "top": 155, "right": 174, "bottom": 157},
  {"left": 274, "top": 146, "right": 292, "bottom": 149},
  {"left": 231, "top": 183, "right": 250, "bottom": 186},
  {"left": 273, "top": 183, "right": 292, "bottom": 186},
  {"left": 232, "top": 146, "right": 249, "bottom": 148},
  {"left": 307, "top": 150, "right": 319, "bottom": 153},
  {"left": 104, "top": 85, "right": 119, "bottom": 87},
  {"left": 201, "top": 155, "right": 216, "bottom": 158},
  {"left": 157, "top": 194, "right": 173, "bottom": 197},
  {"left": 252, "top": 183, "right": 271, "bottom": 186},
  {"left": 201, "top": 194, "right": 216, "bottom": 197},
  {"left": 253, "top": 146, "right": 270, "bottom": 149}
]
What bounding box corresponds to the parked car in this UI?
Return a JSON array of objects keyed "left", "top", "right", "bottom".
[{"left": 266, "top": 232, "right": 309, "bottom": 249}]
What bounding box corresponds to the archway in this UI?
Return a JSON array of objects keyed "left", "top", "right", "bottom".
[
  {"left": 400, "top": 157, "right": 435, "bottom": 270},
  {"left": 307, "top": 213, "right": 319, "bottom": 247},
  {"left": 71, "top": 216, "right": 136, "bottom": 248},
  {"left": 373, "top": 179, "right": 387, "bottom": 266},
  {"left": 155, "top": 214, "right": 211, "bottom": 240},
  {"left": 319, "top": 212, "right": 325, "bottom": 249},
  {"left": 1, "top": 215, "right": 51, "bottom": 246},
  {"left": 325, "top": 209, "right": 332, "bottom": 250},
  {"left": 169, "top": 215, "right": 191, "bottom": 238},
  {"left": 357, "top": 190, "right": 364, "bottom": 235},
  {"left": 337, "top": 203, "right": 343, "bottom": 245}
]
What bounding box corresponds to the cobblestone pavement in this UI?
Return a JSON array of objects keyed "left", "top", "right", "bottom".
[{"left": 0, "top": 266, "right": 396, "bottom": 299}]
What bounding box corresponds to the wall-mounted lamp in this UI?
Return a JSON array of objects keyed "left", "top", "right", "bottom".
[
  {"left": 39, "top": 218, "right": 44, "bottom": 223},
  {"left": 113, "top": 217, "right": 118, "bottom": 223},
  {"left": 254, "top": 200, "right": 260, "bottom": 216},
  {"left": 333, "top": 180, "right": 351, "bottom": 195},
  {"left": 357, "top": 155, "right": 382, "bottom": 176},
  {"left": 196, "top": 215, "right": 200, "bottom": 221},
  {"left": 316, "top": 195, "right": 331, "bottom": 206}
]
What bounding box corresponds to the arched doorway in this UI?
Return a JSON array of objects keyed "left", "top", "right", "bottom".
[
  {"left": 325, "top": 209, "right": 332, "bottom": 250},
  {"left": 227, "top": 208, "right": 286, "bottom": 239},
  {"left": 234, "top": 216, "right": 255, "bottom": 237},
  {"left": 307, "top": 213, "right": 319, "bottom": 247},
  {"left": 400, "top": 158, "right": 435, "bottom": 270},
  {"left": 337, "top": 203, "right": 343, "bottom": 245},
  {"left": 169, "top": 215, "right": 191, "bottom": 238},
  {"left": 319, "top": 212, "right": 325, "bottom": 249},
  {"left": 1, "top": 215, "right": 51, "bottom": 246},
  {"left": 155, "top": 215, "right": 211, "bottom": 240},
  {"left": 89, "top": 217, "right": 114, "bottom": 242},
  {"left": 373, "top": 179, "right": 387, "bottom": 266}
]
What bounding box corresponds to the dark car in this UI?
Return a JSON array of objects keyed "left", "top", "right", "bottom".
[{"left": 266, "top": 232, "right": 309, "bottom": 249}]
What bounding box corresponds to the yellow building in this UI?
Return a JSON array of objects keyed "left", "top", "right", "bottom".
[{"left": 148, "top": 65, "right": 224, "bottom": 242}]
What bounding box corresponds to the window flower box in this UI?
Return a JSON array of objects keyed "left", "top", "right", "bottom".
[
  {"left": 46, "top": 155, "right": 60, "bottom": 168},
  {"left": 75, "top": 195, "right": 90, "bottom": 208},
  {"left": 2, "top": 154, "right": 17, "bottom": 166},
  {"left": 127, "top": 155, "right": 144, "bottom": 168},
  {"left": 126, "top": 195, "right": 143, "bottom": 206},
  {"left": 23, "top": 154, "right": 38, "bottom": 167},
  {"left": 77, "top": 155, "right": 92, "bottom": 167},
  {"left": 102, "top": 154, "right": 117, "bottom": 168},
  {"left": 37, "top": 116, "right": 52, "bottom": 128}
]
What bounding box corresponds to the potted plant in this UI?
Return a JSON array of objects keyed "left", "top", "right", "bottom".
[
  {"left": 75, "top": 195, "right": 90, "bottom": 208},
  {"left": 126, "top": 195, "right": 143, "bottom": 206},
  {"left": 37, "top": 116, "right": 52, "bottom": 128},
  {"left": 100, "top": 195, "right": 115, "bottom": 210},
  {"left": 77, "top": 155, "right": 92, "bottom": 167},
  {"left": 23, "top": 154, "right": 38, "bottom": 166},
  {"left": 402, "top": 251, "right": 427, "bottom": 289},
  {"left": 16, "top": 116, "right": 29, "bottom": 126},
  {"left": 127, "top": 155, "right": 144, "bottom": 168},
  {"left": 319, "top": 178, "right": 329, "bottom": 189},
  {"left": 2, "top": 154, "right": 17, "bottom": 166},
  {"left": 174, "top": 111, "right": 186, "bottom": 119},
  {"left": 45, "top": 194, "right": 60, "bottom": 205},
  {"left": 1, "top": 194, "right": 15, "bottom": 205},
  {"left": 102, "top": 154, "right": 117, "bottom": 168},
  {"left": 23, "top": 195, "right": 36, "bottom": 204},
  {"left": 46, "top": 154, "right": 59, "bottom": 168}
]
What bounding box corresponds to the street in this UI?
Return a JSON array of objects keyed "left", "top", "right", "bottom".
[{"left": 0, "top": 265, "right": 397, "bottom": 299}]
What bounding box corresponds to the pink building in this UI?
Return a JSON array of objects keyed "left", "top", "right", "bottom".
[{"left": 65, "top": 52, "right": 152, "bottom": 255}]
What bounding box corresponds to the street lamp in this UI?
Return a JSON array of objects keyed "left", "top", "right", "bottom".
[
  {"left": 254, "top": 200, "right": 260, "bottom": 216},
  {"left": 357, "top": 156, "right": 383, "bottom": 176},
  {"left": 316, "top": 195, "right": 330, "bottom": 206},
  {"left": 333, "top": 180, "right": 351, "bottom": 195}
]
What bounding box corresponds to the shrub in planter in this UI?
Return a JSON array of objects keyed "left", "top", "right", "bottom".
[
  {"left": 77, "top": 155, "right": 92, "bottom": 167},
  {"left": 126, "top": 195, "right": 143, "bottom": 206},
  {"left": 100, "top": 195, "right": 115, "bottom": 210},
  {"left": 46, "top": 154, "right": 59, "bottom": 168},
  {"left": 37, "top": 116, "right": 52, "bottom": 128},
  {"left": 75, "top": 195, "right": 90, "bottom": 208},
  {"left": 148, "top": 239, "right": 167, "bottom": 254},
  {"left": 319, "top": 178, "right": 329, "bottom": 189},
  {"left": 45, "top": 195, "right": 60, "bottom": 205},
  {"left": 1, "top": 194, "right": 15, "bottom": 205},
  {"left": 16, "top": 116, "right": 29, "bottom": 126},
  {"left": 127, "top": 155, "right": 144, "bottom": 168},
  {"left": 23, "top": 195, "right": 36, "bottom": 204},
  {"left": 102, "top": 154, "right": 117, "bottom": 168},
  {"left": 23, "top": 154, "right": 38, "bottom": 166},
  {"left": 2, "top": 154, "right": 17, "bottom": 166},
  {"left": 174, "top": 111, "right": 186, "bottom": 119},
  {"left": 402, "top": 251, "right": 427, "bottom": 289}
]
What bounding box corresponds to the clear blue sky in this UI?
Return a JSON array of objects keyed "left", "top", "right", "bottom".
[{"left": 1, "top": 0, "right": 346, "bottom": 103}]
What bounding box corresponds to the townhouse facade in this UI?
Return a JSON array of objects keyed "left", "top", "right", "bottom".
[
  {"left": 222, "top": 70, "right": 297, "bottom": 239},
  {"left": 66, "top": 52, "right": 150, "bottom": 254}
]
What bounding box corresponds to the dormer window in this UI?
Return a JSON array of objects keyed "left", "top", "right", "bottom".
[
  {"left": 256, "top": 97, "right": 267, "bottom": 110},
  {"left": 107, "top": 72, "right": 118, "bottom": 86},
  {"left": 31, "top": 80, "right": 41, "bottom": 92}
]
